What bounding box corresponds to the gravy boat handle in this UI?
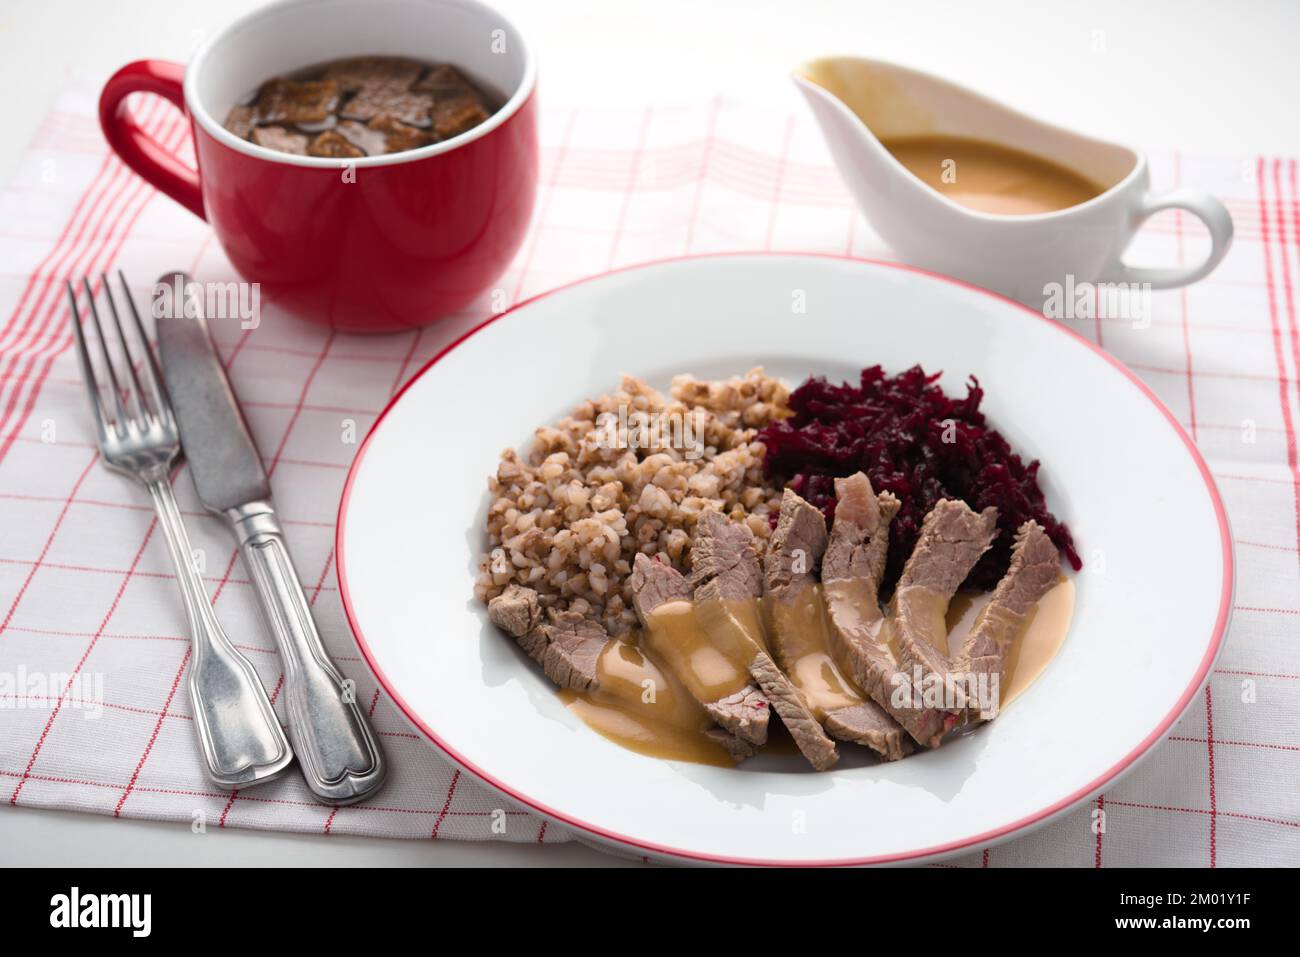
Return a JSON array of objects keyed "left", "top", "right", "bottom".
[{"left": 1102, "top": 188, "right": 1234, "bottom": 289}]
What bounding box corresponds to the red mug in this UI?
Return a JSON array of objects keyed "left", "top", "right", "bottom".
[{"left": 100, "top": 0, "right": 538, "bottom": 332}]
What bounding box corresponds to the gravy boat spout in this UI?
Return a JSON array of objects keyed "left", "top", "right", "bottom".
[{"left": 795, "top": 57, "right": 1233, "bottom": 308}]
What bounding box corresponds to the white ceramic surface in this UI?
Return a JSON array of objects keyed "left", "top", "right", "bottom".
[
  {"left": 795, "top": 58, "right": 1235, "bottom": 305},
  {"left": 337, "top": 254, "right": 1232, "bottom": 866}
]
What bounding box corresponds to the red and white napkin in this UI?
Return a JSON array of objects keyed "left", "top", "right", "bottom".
[{"left": 0, "top": 79, "right": 1296, "bottom": 864}]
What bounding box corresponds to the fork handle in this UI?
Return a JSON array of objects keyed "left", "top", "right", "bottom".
[
  {"left": 145, "top": 477, "right": 293, "bottom": 788},
  {"left": 226, "top": 502, "right": 387, "bottom": 806}
]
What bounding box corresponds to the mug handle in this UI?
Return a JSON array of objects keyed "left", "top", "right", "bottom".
[
  {"left": 99, "top": 60, "right": 206, "bottom": 220},
  {"left": 1101, "top": 188, "right": 1234, "bottom": 289}
]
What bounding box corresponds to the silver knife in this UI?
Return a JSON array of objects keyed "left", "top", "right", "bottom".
[{"left": 156, "top": 272, "right": 387, "bottom": 806}]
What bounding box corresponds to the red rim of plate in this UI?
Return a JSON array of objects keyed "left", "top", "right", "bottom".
[{"left": 335, "top": 252, "right": 1234, "bottom": 867}]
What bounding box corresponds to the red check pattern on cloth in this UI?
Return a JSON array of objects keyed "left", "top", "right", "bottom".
[{"left": 0, "top": 81, "right": 1297, "bottom": 864}]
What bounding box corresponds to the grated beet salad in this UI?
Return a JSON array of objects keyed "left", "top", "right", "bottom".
[{"left": 758, "top": 365, "right": 1081, "bottom": 593}]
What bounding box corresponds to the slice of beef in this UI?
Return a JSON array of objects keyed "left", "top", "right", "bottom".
[
  {"left": 691, "top": 511, "right": 838, "bottom": 769},
  {"left": 765, "top": 488, "right": 828, "bottom": 597},
  {"left": 822, "top": 703, "right": 913, "bottom": 762},
  {"left": 537, "top": 612, "right": 606, "bottom": 692},
  {"left": 899, "top": 499, "right": 1001, "bottom": 596},
  {"left": 629, "top": 551, "right": 692, "bottom": 613},
  {"left": 489, "top": 587, "right": 600, "bottom": 691},
  {"left": 487, "top": 583, "right": 543, "bottom": 639},
  {"left": 703, "top": 685, "right": 770, "bottom": 747},
  {"left": 953, "top": 520, "right": 1060, "bottom": 718},
  {"left": 822, "top": 473, "right": 952, "bottom": 748},
  {"left": 763, "top": 489, "right": 909, "bottom": 761},
  {"left": 822, "top": 472, "right": 894, "bottom": 585},
  {"left": 699, "top": 598, "right": 839, "bottom": 768},
  {"left": 490, "top": 584, "right": 759, "bottom": 759},
  {"left": 689, "top": 510, "right": 763, "bottom": 602},
  {"left": 893, "top": 499, "right": 999, "bottom": 713},
  {"left": 704, "top": 727, "right": 759, "bottom": 761},
  {"left": 749, "top": 653, "right": 839, "bottom": 770},
  {"left": 630, "top": 553, "right": 770, "bottom": 746}
]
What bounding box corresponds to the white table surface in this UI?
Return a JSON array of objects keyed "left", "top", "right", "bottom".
[{"left": 1, "top": 0, "right": 1296, "bottom": 867}]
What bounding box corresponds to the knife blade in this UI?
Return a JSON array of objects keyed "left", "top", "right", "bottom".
[
  {"left": 156, "top": 272, "right": 387, "bottom": 806},
  {"left": 154, "top": 276, "right": 269, "bottom": 512}
]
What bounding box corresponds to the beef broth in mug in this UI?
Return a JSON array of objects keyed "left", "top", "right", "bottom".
[
  {"left": 880, "top": 135, "right": 1104, "bottom": 215},
  {"left": 224, "top": 56, "right": 499, "bottom": 158}
]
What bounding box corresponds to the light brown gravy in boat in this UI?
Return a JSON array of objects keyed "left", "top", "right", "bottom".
[
  {"left": 557, "top": 578, "right": 1075, "bottom": 764},
  {"left": 880, "top": 135, "right": 1103, "bottom": 216}
]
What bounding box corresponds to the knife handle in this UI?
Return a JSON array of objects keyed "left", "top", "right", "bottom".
[
  {"left": 228, "top": 502, "right": 387, "bottom": 806},
  {"left": 146, "top": 478, "right": 293, "bottom": 788}
]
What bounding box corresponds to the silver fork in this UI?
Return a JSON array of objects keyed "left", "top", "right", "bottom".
[{"left": 67, "top": 272, "right": 293, "bottom": 788}]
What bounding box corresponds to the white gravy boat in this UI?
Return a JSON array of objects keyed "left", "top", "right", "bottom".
[{"left": 796, "top": 57, "right": 1234, "bottom": 306}]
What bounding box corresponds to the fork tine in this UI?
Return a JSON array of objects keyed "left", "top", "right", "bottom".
[
  {"left": 81, "top": 277, "right": 130, "bottom": 432},
  {"left": 66, "top": 282, "right": 113, "bottom": 443},
  {"left": 117, "top": 269, "right": 173, "bottom": 426},
  {"left": 101, "top": 271, "right": 152, "bottom": 422}
]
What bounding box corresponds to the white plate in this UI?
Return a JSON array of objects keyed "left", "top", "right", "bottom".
[{"left": 337, "top": 254, "right": 1232, "bottom": 866}]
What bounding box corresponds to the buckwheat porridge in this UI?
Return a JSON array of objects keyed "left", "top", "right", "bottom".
[{"left": 474, "top": 368, "right": 789, "bottom": 637}]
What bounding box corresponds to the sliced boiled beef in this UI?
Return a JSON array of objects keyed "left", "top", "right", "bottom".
[
  {"left": 704, "top": 685, "right": 770, "bottom": 743},
  {"left": 690, "top": 510, "right": 840, "bottom": 770},
  {"left": 704, "top": 727, "right": 760, "bottom": 760},
  {"left": 489, "top": 586, "right": 602, "bottom": 691},
  {"left": 765, "top": 489, "right": 828, "bottom": 594},
  {"left": 822, "top": 473, "right": 951, "bottom": 748},
  {"left": 536, "top": 613, "right": 607, "bottom": 692},
  {"left": 489, "top": 582, "right": 760, "bottom": 759},
  {"left": 689, "top": 510, "right": 764, "bottom": 602},
  {"left": 822, "top": 703, "right": 912, "bottom": 762},
  {"left": 488, "top": 583, "right": 543, "bottom": 640},
  {"left": 892, "top": 499, "right": 999, "bottom": 713},
  {"left": 748, "top": 653, "right": 840, "bottom": 770},
  {"left": 953, "top": 520, "right": 1060, "bottom": 719},
  {"left": 763, "top": 489, "right": 912, "bottom": 761},
  {"left": 630, "top": 553, "right": 770, "bottom": 746}
]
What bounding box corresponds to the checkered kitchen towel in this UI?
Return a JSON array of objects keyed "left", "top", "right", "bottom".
[{"left": 0, "top": 77, "right": 1297, "bottom": 864}]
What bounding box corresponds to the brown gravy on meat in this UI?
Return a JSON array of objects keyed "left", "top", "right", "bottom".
[
  {"left": 945, "top": 576, "right": 1076, "bottom": 706},
  {"left": 640, "top": 600, "right": 753, "bottom": 702},
  {"left": 891, "top": 584, "right": 952, "bottom": 659},
  {"left": 764, "top": 585, "right": 864, "bottom": 719},
  {"left": 695, "top": 596, "right": 769, "bottom": 657},
  {"left": 557, "top": 638, "right": 735, "bottom": 767},
  {"left": 558, "top": 598, "right": 772, "bottom": 767},
  {"left": 822, "top": 577, "right": 890, "bottom": 677},
  {"left": 881, "top": 135, "right": 1103, "bottom": 216},
  {"left": 558, "top": 579, "right": 1074, "bottom": 766}
]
